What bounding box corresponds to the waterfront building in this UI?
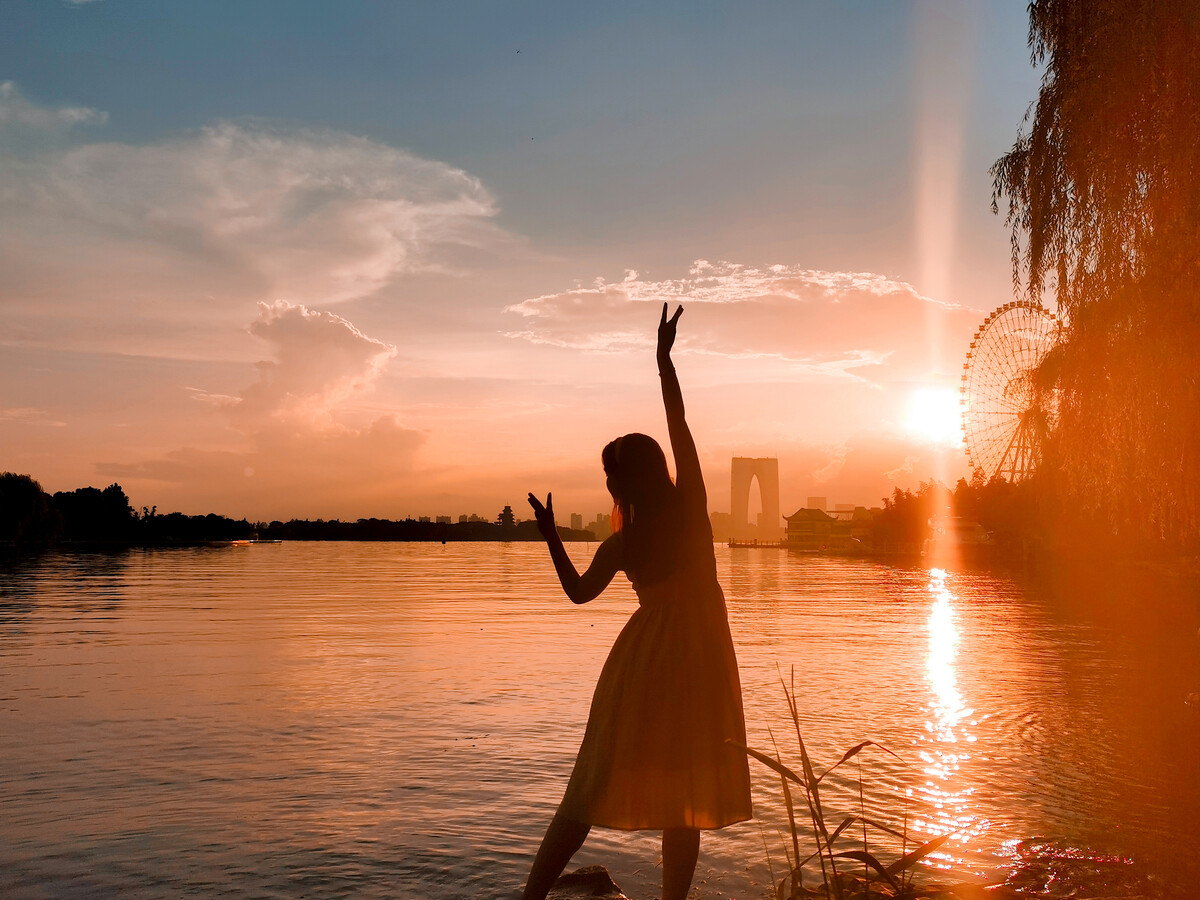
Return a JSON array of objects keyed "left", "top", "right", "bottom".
[
  {"left": 785, "top": 505, "right": 881, "bottom": 552},
  {"left": 784, "top": 507, "right": 837, "bottom": 551}
]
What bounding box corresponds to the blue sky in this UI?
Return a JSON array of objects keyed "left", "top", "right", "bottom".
[
  {"left": 0, "top": 1, "right": 1043, "bottom": 519},
  {"left": 3, "top": 1, "right": 1035, "bottom": 260}
]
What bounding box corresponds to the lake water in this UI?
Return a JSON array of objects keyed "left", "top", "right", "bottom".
[{"left": 1, "top": 543, "right": 1198, "bottom": 899}]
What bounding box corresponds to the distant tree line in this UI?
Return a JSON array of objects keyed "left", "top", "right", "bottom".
[
  {"left": 871, "top": 472, "right": 1043, "bottom": 554},
  {"left": 256, "top": 517, "right": 591, "bottom": 543},
  {"left": 0, "top": 473, "right": 254, "bottom": 549},
  {"left": 0, "top": 472, "right": 593, "bottom": 551}
]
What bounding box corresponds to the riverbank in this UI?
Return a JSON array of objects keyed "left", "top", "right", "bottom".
[
  {"left": 1, "top": 472, "right": 602, "bottom": 552},
  {"left": 542, "top": 862, "right": 1148, "bottom": 900},
  {"left": 0, "top": 521, "right": 598, "bottom": 555}
]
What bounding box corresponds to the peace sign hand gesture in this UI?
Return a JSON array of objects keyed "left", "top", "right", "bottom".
[
  {"left": 657, "top": 303, "right": 683, "bottom": 364},
  {"left": 527, "top": 491, "right": 557, "bottom": 541}
]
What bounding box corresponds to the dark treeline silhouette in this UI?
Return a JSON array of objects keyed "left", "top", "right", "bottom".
[
  {"left": 52, "top": 483, "right": 141, "bottom": 542},
  {"left": 0, "top": 472, "right": 592, "bottom": 551},
  {"left": 0, "top": 472, "right": 61, "bottom": 546},
  {"left": 2, "top": 469, "right": 1048, "bottom": 555},
  {"left": 993, "top": 1, "right": 1200, "bottom": 550},
  {"left": 2, "top": 473, "right": 253, "bottom": 549},
  {"left": 874, "top": 473, "right": 1042, "bottom": 554},
  {"left": 259, "top": 517, "right": 591, "bottom": 542}
]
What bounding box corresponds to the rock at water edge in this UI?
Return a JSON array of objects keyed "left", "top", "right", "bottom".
[{"left": 547, "top": 865, "right": 631, "bottom": 899}]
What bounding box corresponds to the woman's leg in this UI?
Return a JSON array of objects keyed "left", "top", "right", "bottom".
[
  {"left": 662, "top": 827, "right": 700, "bottom": 900},
  {"left": 522, "top": 813, "right": 590, "bottom": 900}
]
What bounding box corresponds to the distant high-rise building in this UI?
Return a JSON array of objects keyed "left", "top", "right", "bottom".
[
  {"left": 419, "top": 516, "right": 431, "bottom": 523},
  {"left": 806, "top": 496, "right": 827, "bottom": 511},
  {"left": 458, "top": 514, "right": 468, "bottom": 524},
  {"left": 570, "top": 513, "right": 583, "bottom": 531},
  {"left": 436, "top": 516, "right": 451, "bottom": 524},
  {"left": 587, "top": 512, "right": 612, "bottom": 540},
  {"left": 731, "top": 457, "right": 781, "bottom": 540}
]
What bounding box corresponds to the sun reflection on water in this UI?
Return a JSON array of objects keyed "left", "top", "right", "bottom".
[{"left": 916, "top": 568, "right": 988, "bottom": 864}]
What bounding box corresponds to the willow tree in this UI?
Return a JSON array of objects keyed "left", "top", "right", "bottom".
[{"left": 992, "top": 0, "right": 1200, "bottom": 545}]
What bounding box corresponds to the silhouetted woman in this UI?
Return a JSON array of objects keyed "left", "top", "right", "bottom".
[{"left": 523, "top": 304, "right": 752, "bottom": 900}]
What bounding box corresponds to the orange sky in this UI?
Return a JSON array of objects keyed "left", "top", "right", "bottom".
[{"left": 0, "top": 3, "right": 1040, "bottom": 523}]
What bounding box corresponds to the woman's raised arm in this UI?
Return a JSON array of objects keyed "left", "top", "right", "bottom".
[{"left": 657, "top": 304, "right": 706, "bottom": 509}]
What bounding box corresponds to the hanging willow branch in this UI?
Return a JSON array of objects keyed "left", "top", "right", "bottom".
[{"left": 991, "top": 0, "right": 1200, "bottom": 545}]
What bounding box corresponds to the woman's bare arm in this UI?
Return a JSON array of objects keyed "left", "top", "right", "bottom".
[
  {"left": 657, "top": 304, "right": 707, "bottom": 509},
  {"left": 528, "top": 492, "right": 620, "bottom": 604}
]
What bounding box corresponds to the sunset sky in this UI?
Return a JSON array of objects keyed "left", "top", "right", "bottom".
[{"left": 0, "top": 1, "right": 1041, "bottom": 522}]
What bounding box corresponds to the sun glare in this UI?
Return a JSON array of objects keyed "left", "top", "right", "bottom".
[{"left": 906, "top": 386, "right": 963, "bottom": 446}]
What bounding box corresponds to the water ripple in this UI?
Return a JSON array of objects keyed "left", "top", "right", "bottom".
[{"left": 0, "top": 544, "right": 1197, "bottom": 898}]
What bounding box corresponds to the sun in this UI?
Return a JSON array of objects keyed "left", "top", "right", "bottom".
[{"left": 905, "top": 386, "right": 963, "bottom": 446}]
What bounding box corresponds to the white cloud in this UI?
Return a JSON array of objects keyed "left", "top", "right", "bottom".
[
  {"left": 507, "top": 260, "right": 954, "bottom": 320},
  {"left": 231, "top": 300, "right": 397, "bottom": 429},
  {"left": 199, "top": 299, "right": 404, "bottom": 439},
  {"left": 0, "top": 88, "right": 502, "bottom": 356},
  {"left": 4, "top": 119, "right": 497, "bottom": 303},
  {"left": 505, "top": 260, "right": 980, "bottom": 383}
]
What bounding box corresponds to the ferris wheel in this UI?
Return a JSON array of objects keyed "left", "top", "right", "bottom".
[{"left": 960, "top": 300, "right": 1062, "bottom": 482}]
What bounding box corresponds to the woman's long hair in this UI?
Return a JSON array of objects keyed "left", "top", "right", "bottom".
[{"left": 602, "top": 433, "right": 682, "bottom": 585}]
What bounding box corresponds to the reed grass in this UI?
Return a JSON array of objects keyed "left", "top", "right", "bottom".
[{"left": 732, "top": 669, "right": 954, "bottom": 900}]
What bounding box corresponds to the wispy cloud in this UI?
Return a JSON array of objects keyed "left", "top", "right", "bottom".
[
  {"left": 507, "top": 260, "right": 955, "bottom": 316},
  {"left": 0, "top": 406, "right": 66, "bottom": 426},
  {"left": 505, "top": 260, "right": 978, "bottom": 383},
  {"left": 3, "top": 118, "right": 498, "bottom": 304},
  {"left": 0, "top": 88, "right": 503, "bottom": 357},
  {"left": 0, "top": 81, "right": 107, "bottom": 131}
]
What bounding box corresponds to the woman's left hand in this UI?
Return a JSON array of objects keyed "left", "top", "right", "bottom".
[
  {"left": 527, "top": 492, "right": 557, "bottom": 541},
  {"left": 657, "top": 303, "right": 683, "bottom": 362}
]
